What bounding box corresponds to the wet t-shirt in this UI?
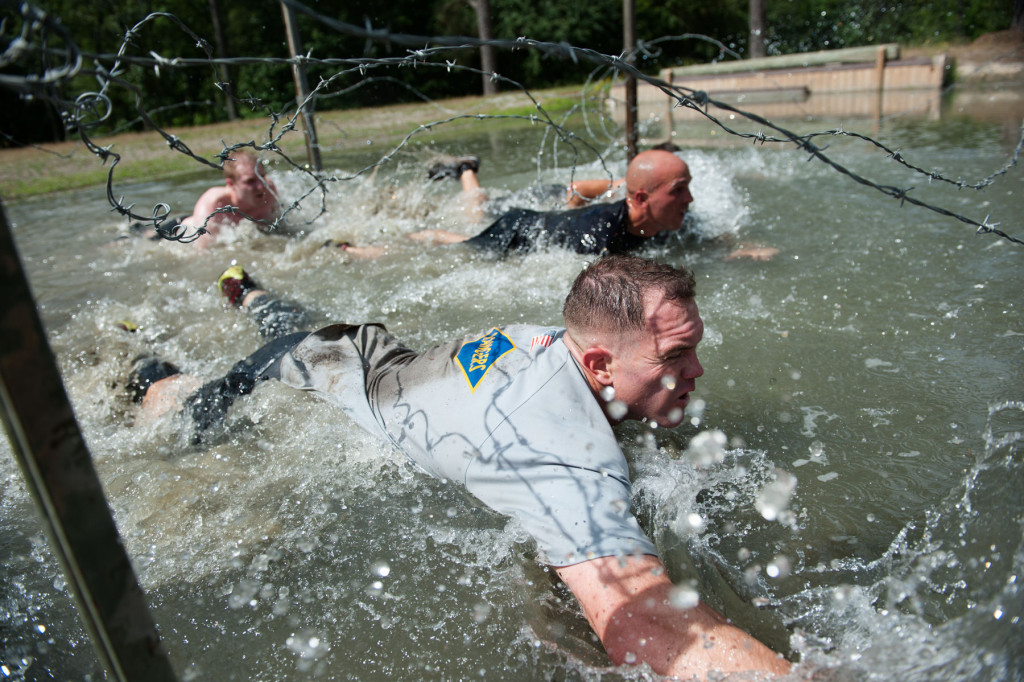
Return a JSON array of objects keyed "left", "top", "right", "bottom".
[
  {"left": 275, "top": 323, "right": 658, "bottom": 566},
  {"left": 465, "top": 200, "right": 650, "bottom": 255}
]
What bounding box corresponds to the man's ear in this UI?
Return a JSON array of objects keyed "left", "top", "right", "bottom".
[
  {"left": 580, "top": 346, "right": 615, "bottom": 386},
  {"left": 629, "top": 188, "right": 648, "bottom": 208}
]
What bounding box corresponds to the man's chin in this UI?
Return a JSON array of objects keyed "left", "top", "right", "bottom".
[
  {"left": 652, "top": 410, "right": 686, "bottom": 429},
  {"left": 657, "top": 397, "right": 691, "bottom": 428}
]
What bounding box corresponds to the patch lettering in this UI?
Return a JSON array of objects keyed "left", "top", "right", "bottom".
[{"left": 456, "top": 328, "right": 516, "bottom": 392}]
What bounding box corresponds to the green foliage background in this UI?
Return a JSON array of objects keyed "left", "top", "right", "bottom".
[{"left": 0, "top": 0, "right": 1014, "bottom": 145}]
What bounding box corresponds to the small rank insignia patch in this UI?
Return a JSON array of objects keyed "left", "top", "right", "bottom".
[{"left": 456, "top": 328, "right": 516, "bottom": 392}]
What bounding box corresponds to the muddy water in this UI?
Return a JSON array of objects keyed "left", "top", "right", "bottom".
[{"left": 1, "top": 97, "right": 1022, "bottom": 680}]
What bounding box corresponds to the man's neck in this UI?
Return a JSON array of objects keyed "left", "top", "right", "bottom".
[
  {"left": 624, "top": 200, "right": 649, "bottom": 237},
  {"left": 563, "top": 332, "right": 612, "bottom": 416}
]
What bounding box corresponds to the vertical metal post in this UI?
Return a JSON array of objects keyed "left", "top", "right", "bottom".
[
  {"left": 0, "top": 199, "right": 177, "bottom": 682},
  {"left": 748, "top": 0, "right": 767, "bottom": 59},
  {"left": 623, "top": 0, "right": 638, "bottom": 161},
  {"left": 475, "top": 0, "right": 497, "bottom": 96},
  {"left": 280, "top": 0, "right": 323, "bottom": 172}
]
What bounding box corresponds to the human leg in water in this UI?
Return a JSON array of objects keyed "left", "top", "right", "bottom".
[{"left": 217, "top": 264, "right": 311, "bottom": 340}]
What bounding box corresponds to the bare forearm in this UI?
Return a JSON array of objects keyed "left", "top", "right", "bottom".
[
  {"left": 557, "top": 555, "right": 790, "bottom": 678},
  {"left": 601, "top": 585, "right": 790, "bottom": 677}
]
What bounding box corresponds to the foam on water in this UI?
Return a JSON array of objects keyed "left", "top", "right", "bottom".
[{"left": 2, "top": 117, "right": 1022, "bottom": 679}]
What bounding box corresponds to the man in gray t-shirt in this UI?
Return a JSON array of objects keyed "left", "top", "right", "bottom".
[
  {"left": 271, "top": 322, "right": 657, "bottom": 567},
  {"left": 138, "top": 255, "right": 790, "bottom": 679}
]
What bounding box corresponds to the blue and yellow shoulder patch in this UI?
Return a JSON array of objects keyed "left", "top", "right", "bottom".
[{"left": 456, "top": 328, "right": 516, "bottom": 392}]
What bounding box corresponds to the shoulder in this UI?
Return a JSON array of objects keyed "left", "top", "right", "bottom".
[
  {"left": 191, "top": 185, "right": 232, "bottom": 215},
  {"left": 568, "top": 199, "right": 626, "bottom": 219}
]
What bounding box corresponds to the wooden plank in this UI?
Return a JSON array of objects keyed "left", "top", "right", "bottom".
[
  {"left": 661, "top": 59, "right": 945, "bottom": 96},
  {"left": 662, "top": 44, "right": 901, "bottom": 78}
]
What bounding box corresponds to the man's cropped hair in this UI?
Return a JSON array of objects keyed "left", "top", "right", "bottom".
[{"left": 563, "top": 255, "right": 696, "bottom": 336}]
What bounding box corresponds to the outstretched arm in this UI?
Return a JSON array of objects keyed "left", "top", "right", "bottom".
[
  {"left": 556, "top": 554, "right": 791, "bottom": 678},
  {"left": 182, "top": 186, "right": 232, "bottom": 249},
  {"left": 565, "top": 178, "right": 624, "bottom": 208}
]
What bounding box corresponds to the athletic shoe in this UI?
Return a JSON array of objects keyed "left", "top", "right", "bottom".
[
  {"left": 427, "top": 155, "right": 480, "bottom": 181},
  {"left": 217, "top": 264, "right": 258, "bottom": 307}
]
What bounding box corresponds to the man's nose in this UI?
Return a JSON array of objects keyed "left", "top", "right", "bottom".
[{"left": 685, "top": 354, "right": 703, "bottom": 379}]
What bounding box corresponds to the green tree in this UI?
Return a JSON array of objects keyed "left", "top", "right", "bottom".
[{"left": 761, "top": 0, "right": 1012, "bottom": 54}]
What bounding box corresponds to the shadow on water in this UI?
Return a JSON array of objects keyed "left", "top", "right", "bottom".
[{"left": 1, "top": 90, "right": 1022, "bottom": 680}]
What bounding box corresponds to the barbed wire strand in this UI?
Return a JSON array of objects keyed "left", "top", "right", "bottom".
[{"left": 1, "top": 1, "right": 1020, "bottom": 246}]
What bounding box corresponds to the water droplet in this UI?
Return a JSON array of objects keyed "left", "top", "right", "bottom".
[
  {"left": 685, "top": 429, "right": 728, "bottom": 468},
  {"left": 660, "top": 374, "right": 677, "bottom": 390},
  {"left": 285, "top": 630, "right": 329, "bottom": 659},
  {"left": 600, "top": 386, "right": 616, "bottom": 401},
  {"left": 744, "top": 566, "right": 761, "bottom": 585},
  {"left": 473, "top": 602, "right": 492, "bottom": 623},
  {"left": 831, "top": 585, "right": 855, "bottom": 604},
  {"left": 766, "top": 556, "right": 790, "bottom": 579},
  {"left": 623, "top": 652, "right": 637, "bottom": 664},
  {"left": 227, "top": 579, "right": 260, "bottom": 609},
  {"left": 373, "top": 561, "right": 391, "bottom": 578},
  {"left": 669, "top": 584, "right": 700, "bottom": 609},
  {"left": 755, "top": 469, "right": 797, "bottom": 521},
  {"left": 686, "top": 513, "right": 705, "bottom": 533},
  {"left": 606, "top": 400, "right": 628, "bottom": 420},
  {"left": 686, "top": 398, "right": 706, "bottom": 419}
]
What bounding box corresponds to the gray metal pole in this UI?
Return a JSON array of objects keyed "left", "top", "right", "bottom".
[
  {"left": 0, "top": 199, "right": 177, "bottom": 682},
  {"left": 280, "top": 0, "right": 323, "bottom": 171},
  {"left": 748, "top": 0, "right": 767, "bottom": 59},
  {"left": 623, "top": 0, "right": 638, "bottom": 161},
  {"left": 474, "top": 0, "right": 498, "bottom": 96}
]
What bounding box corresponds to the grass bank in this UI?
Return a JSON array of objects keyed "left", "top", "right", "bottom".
[{"left": 0, "top": 87, "right": 586, "bottom": 201}]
